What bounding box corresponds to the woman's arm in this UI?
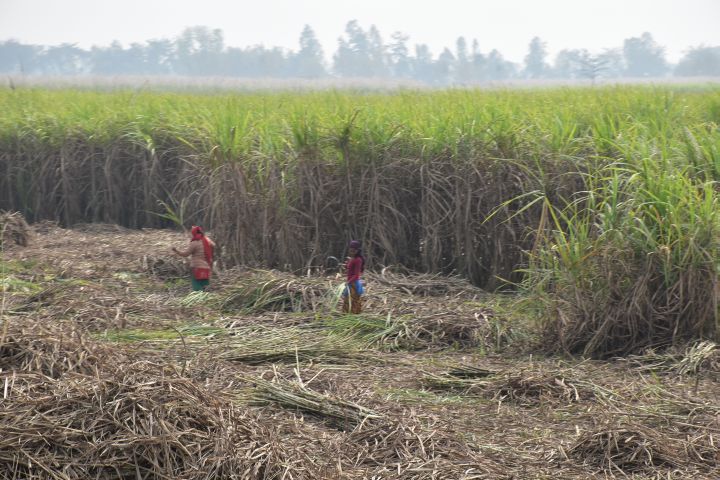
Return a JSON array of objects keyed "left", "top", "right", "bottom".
[{"left": 173, "top": 244, "right": 193, "bottom": 257}]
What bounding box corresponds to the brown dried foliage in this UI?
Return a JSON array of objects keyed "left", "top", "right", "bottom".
[{"left": 0, "top": 211, "right": 30, "bottom": 247}]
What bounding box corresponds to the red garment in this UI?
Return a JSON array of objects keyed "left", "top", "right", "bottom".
[
  {"left": 346, "top": 256, "right": 363, "bottom": 283},
  {"left": 191, "top": 226, "right": 213, "bottom": 268},
  {"left": 193, "top": 268, "right": 211, "bottom": 280}
]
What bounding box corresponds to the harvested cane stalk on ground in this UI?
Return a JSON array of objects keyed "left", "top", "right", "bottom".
[
  {"left": 422, "top": 364, "right": 500, "bottom": 393},
  {"left": 7, "top": 280, "right": 172, "bottom": 332},
  {"left": 485, "top": 370, "right": 592, "bottom": 406},
  {"left": 0, "top": 362, "right": 318, "bottom": 480},
  {"left": 389, "top": 313, "right": 492, "bottom": 349},
  {"left": 219, "top": 270, "right": 332, "bottom": 313},
  {"left": 215, "top": 267, "right": 491, "bottom": 316},
  {"left": 178, "top": 268, "right": 501, "bottom": 354},
  {"left": 212, "top": 267, "right": 497, "bottom": 350},
  {"left": 338, "top": 310, "right": 494, "bottom": 351},
  {"left": 359, "top": 283, "right": 497, "bottom": 350},
  {"left": 247, "top": 376, "right": 382, "bottom": 430},
  {"left": 344, "top": 411, "right": 504, "bottom": 479},
  {"left": 423, "top": 366, "right": 593, "bottom": 406},
  {"left": 141, "top": 254, "right": 188, "bottom": 280},
  {"left": 0, "top": 320, "right": 125, "bottom": 378},
  {"left": 569, "top": 421, "right": 718, "bottom": 474},
  {"left": 621, "top": 341, "right": 719, "bottom": 376},
  {"left": 4, "top": 284, "right": 69, "bottom": 313},
  {"left": 368, "top": 269, "right": 486, "bottom": 297},
  {"left": 215, "top": 325, "right": 369, "bottom": 365}
]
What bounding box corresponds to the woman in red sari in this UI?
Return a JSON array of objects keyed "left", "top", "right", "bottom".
[
  {"left": 342, "top": 240, "right": 365, "bottom": 314},
  {"left": 172, "top": 226, "right": 215, "bottom": 291}
]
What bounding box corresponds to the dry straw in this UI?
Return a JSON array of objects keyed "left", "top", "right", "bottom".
[
  {"left": 0, "top": 365, "right": 314, "bottom": 479},
  {"left": 0, "top": 321, "right": 318, "bottom": 479},
  {"left": 247, "top": 376, "right": 383, "bottom": 430},
  {"left": 0, "top": 211, "right": 30, "bottom": 248},
  {"left": 569, "top": 422, "right": 717, "bottom": 474}
]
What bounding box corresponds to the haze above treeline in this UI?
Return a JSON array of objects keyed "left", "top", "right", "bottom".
[{"left": 1, "top": 21, "right": 719, "bottom": 85}]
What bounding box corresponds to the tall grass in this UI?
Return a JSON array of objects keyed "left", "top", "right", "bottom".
[
  {"left": 522, "top": 119, "right": 720, "bottom": 356},
  {"left": 1, "top": 85, "right": 719, "bottom": 352}
]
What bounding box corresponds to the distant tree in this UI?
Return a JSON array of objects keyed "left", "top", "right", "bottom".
[
  {"left": 455, "top": 36, "right": 468, "bottom": 64},
  {"left": 367, "top": 25, "right": 388, "bottom": 76},
  {"left": 469, "top": 39, "right": 487, "bottom": 82},
  {"left": 623, "top": 32, "right": 668, "bottom": 77},
  {"left": 39, "top": 43, "right": 88, "bottom": 75},
  {"left": 487, "top": 49, "right": 516, "bottom": 81},
  {"left": 90, "top": 41, "right": 142, "bottom": 75},
  {"left": 255, "top": 46, "right": 289, "bottom": 77},
  {"left": 180, "top": 26, "right": 224, "bottom": 54},
  {"left": 554, "top": 48, "right": 621, "bottom": 81},
  {"left": 0, "top": 40, "right": 42, "bottom": 74},
  {"left": 90, "top": 41, "right": 174, "bottom": 75},
  {"left": 333, "top": 21, "right": 388, "bottom": 77},
  {"left": 388, "top": 32, "right": 411, "bottom": 78},
  {"left": 553, "top": 49, "right": 584, "bottom": 78},
  {"left": 127, "top": 43, "right": 152, "bottom": 74},
  {"left": 225, "top": 45, "right": 288, "bottom": 77},
  {"left": 596, "top": 49, "right": 624, "bottom": 77},
  {"left": 675, "top": 46, "right": 720, "bottom": 76},
  {"left": 434, "top": 48, "right": 455, "bottom": 85},
  {"left": 291, "top": 25, "right": 325, "bottom": 78},
  {"left": 412, "top": 43, "right": 435, "bottom": 84},
  {"left": 144, "top": 39, "right": 175, "bottom": 74},
  {"left": 174, "top": 26, "right": 225, "bottom": 75},
  {"left": 333, "top": 20, "right": 371, "bottom": 77},
  {"left": 576, "top": 52, "right": 609, "bottom": 84},
  {"left": 454, "top": 36, "right": 474, "bottom": 83},
  {"left": 333, "top": 37, "right": 353, "bottom": 76},
  {"left": 523, "top": 36, "right": 548, "bottom": 79},
  {"left": 223, "top": 47, "right": 250, "bottom": 76}
]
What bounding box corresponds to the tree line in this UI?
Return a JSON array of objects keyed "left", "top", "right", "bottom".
[{"left": 1, "top": 22, "right": 718, "bottom": 84}]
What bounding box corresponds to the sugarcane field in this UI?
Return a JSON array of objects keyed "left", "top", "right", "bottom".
[{"left": 1, "top": 84, "right": 719, "bottom": 479}]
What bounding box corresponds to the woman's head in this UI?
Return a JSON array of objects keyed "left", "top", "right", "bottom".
[
  {"left": 348, "top": 240, "right": 365, "bottom": 272},
  {"left": 348, "top": 240, "right": 361, "bottom": 256},
  {"left": 191, "top": 225, "right": 204, "bottom": 241}
]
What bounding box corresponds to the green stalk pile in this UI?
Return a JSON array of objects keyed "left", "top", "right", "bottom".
[{"left": 215, "top": 325, "right": 367, "bottom": 365}]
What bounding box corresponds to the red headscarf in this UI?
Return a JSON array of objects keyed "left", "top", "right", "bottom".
[{"left": 191, "top": 226, "right": 213, "bottom": 268}]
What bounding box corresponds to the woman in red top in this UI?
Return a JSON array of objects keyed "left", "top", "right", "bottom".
[
  {"left": 342, "top": 240, "right": 365, "bottom": 314},
  {"left": 172, "top": 226, "right": 215, "bottom": 291}
]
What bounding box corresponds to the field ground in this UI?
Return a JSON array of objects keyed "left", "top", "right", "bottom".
[{"left": 1, "top": 224, "right": 718, "bottom": 479}]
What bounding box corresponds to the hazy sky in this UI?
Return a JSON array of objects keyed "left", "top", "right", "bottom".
[{"left": 1, "top": 0, "right": 718, "bottom": 63}]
